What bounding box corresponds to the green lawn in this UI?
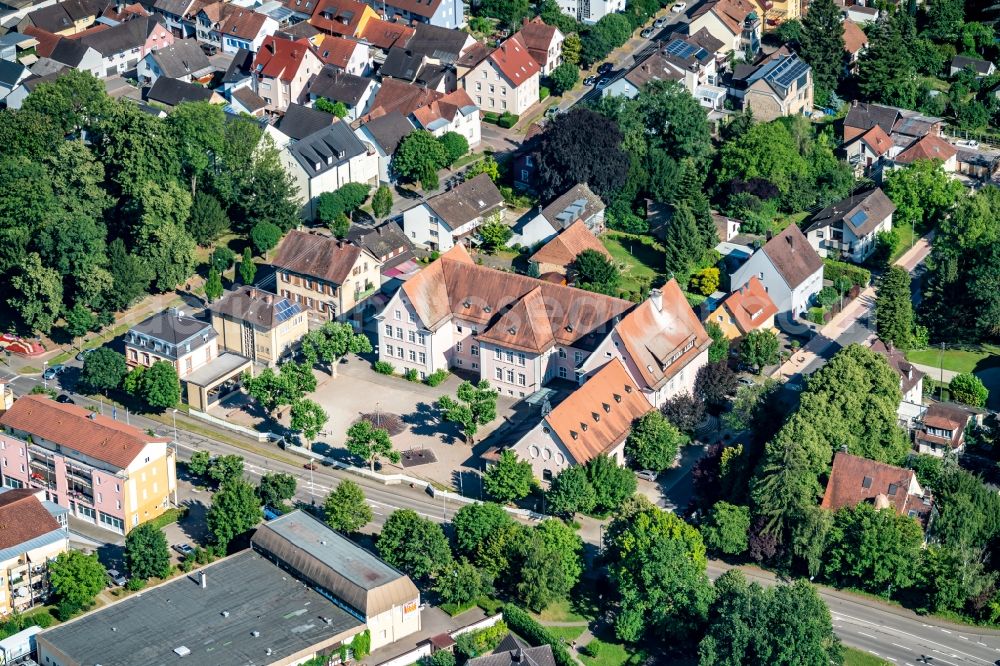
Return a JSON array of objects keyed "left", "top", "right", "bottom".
[
  {"left": 579, "top": 639, "right": 641, "bottom": 666},
  {"left": 844, "top": 646, "right": 892, "bottom": 666},
  {"left": 544, "top": 625, "right": 586, "bottom": 642},
  {"left": 772, "top": 211, "right": 809, "bottom": 234},
  {"left": 532, "top": 598, "right": 595, "bottom": 623},
  {"left": 905, "top": 344, "right": 1000, "bottom": 374},
  {"left": 601, "top": 233, "right": 665, "bottom": 297}
]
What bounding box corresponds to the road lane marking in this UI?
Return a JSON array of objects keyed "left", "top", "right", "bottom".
[
  {"left": 941, "top": 629, "right": 952, "bottom": 634},
  {"left": 958, "top": 635, "right": 968, "bottom": 640},
  {"left": 860, "top": 633, "right": 877, "bottom": 639},
  {"left": 829, "top": 611, "right": 993, "bottom": 664}
]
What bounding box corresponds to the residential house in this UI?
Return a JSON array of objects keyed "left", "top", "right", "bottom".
[
  {"left": 842, "top": 123, "right": 893, "bottom": 177},
  {"left": 252, "top": 35, "right": 323, "bottom": 112},
  {"left": 0, "top": 394, "right": 178, "bottom": 535},
  {"left": 713, "top": 211, "right": 743, "bottom": 244},
  {"left": 0, "top": 30, "right": 40, "bottom": 64},
  {"left": 280, "top": 120, "right": 379, "bottom": 218},
  {"left": 279, "top": 0, "right": 321, "bottom": 23},
  {"left": 410, "top": 88, "right": 480, "bottom": 148},
  {"left": 356, "top": 16, "right": 414, "bottom": 54},
  {"left": 375, "top": 243, "right": 633, "bottom": 387},
  {"left": 870, "top": 339, "right": 924, "bottom": 428},
  {"left": 276, "top": 20, "right": 323, "bottom": 45},
  {"left": 464, "top": 37, "right": 540, "bottom": 116},
  {"left": 309, "top": 0, "right": 376, "bottom": 38},
  {"left": 0, "top": 488, "right": 68, "bottom": 616},
  {"left": 252, "top": 510, "right": 421, "bottom": 651},
  {"left": 0, "top": 60, "right": 28, "bottom": 102},
  {"left": 467, "top": 635, "right": 556, "bottom": 666},
  {"left": 136, "top": 37, "right": 212, "bottom": 85},
  {"left": 955, "top": 147, "right": 1000, "bottom": 181},
  {"left": 100, "top": 1, "right": 150, "bottom": 24},
  {"left": 347, "top": 221, "right": 416, "bottom": 279},
  {"left": 373, "top": 0, "right": 464, "bottom": 30},
  {"left": 126, "top": 308, "right": 219, "bottom": 378},
  {"left": 765, "top": 0, "right": 799, "bottom": 23},
  {"left": 511, "top": 358, "right": 652, "bottom": 481},
  {"left": 529, "top": 219, "right": 611, "bottom": 278},
  {"left": 704, "top": 276, "right": 778, "bottom": 341},
  {"left": 209, "top": 286, "right": 307, "bottom": 367},
  {"left": 355, "top": 111, "right": 414, "bottom": 183},
  {"left": 805, "top": 187, "right": 895, "bottom": 262},
  {"left": 19, "top": 0, "right": 103, "bottom": 35},
  {"left": 842, "top": 101, "right": 942, "bottom": 143},
  {"left": 731, "top": 49, "right": 813, "bottom": 121},
  {"left": 381, "top": 46, "right": 454, "bottom": 92},
  {"left": 822, "top": 451, "right": 933, "bottom": 525},
  {"left": 890, "top": 133, "right": 958, "bottom": 172},
  {"left": 399, "top": 21, "right": 472, "bottom": 62},
  {"left": 687, "top": 0, "right": 761, "bottom": 58},
  {"left": 309, "top": 64, "right": 375, "bottom": 120},
  {"left": 509, "top": 183, "right": 605, "bottom": 248},
  {"left": 403, "top": 173, "right": 505, "bottom": 251},
  {"left": 228, "top": 86, "right": 267, "bottom": 115},
  {"left": 42, "top": 33, "right": 103, "bottom": 75},
  {"left": 219, "top": 9, "right": 278, "bottom": 54},
  {"left": 842, "top": 19, "right": 867, "bottom": 75},
  {"left": 915, "top": 402, "right": 976, "bottom": 457},
  {"left": 194, "top": 1, "right": 234, "bottom": 49},
  {"left": 147, "top": 75, "right": 224, "bottom": 106},
  {"left": 553, "top": 0, "right": 624, "bottom": 25},
  {"left": 950, "top": 55, "right": 995, "bottom": 78},
  {"left": 513, "top": 17, "right": 563, "bottom": 76},
  {"left": 151, "top": 0, "right": 197, "bottom": 38},
  {"left": 274, "top": 102, "right": 336, "bottom": 142},
  {"left": 220, "top": 46, "right": 254, "bottom": 92},
  {"left": 730, "top": 224, "right": 823, "bottom": 316},
  {"left": 3, "top": 67, "right": 74, "bottom": 108},
  {"left": 316, "top": 33, "right": 369, "bottom": 75},
  {"left": 364, "top": 76, "right": 441, "bottom": 119},
  {"left": 74, "top": 14, "right": 174, "bottom": 76},
  {"left": 577, "top": 280, "right": 711, "bottom": 408},
  {"left": 271, "top": 230, "right": 382, "bottom": 318},
  {"left": 844, "top": 4, "right": 878, "bottom": 24}
]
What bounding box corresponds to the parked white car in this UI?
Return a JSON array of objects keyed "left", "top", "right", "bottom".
[{"left": 671, "top": 2, "right": 687, "bottom": 12}]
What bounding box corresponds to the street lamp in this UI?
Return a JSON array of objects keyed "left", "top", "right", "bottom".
[
  {"left": 42, "top": 361, "right": 47, "bottom": 390},
  {"left": 171, "top": 409, "right": 178, "bottom": 444}
]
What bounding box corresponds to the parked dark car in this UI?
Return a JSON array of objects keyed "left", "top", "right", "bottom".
[
  {"left": 56, "top": 394, "right": 74, "bottom": 404},
  {"left": 597, "top": 62, "right": 614, "bottom": 74}
]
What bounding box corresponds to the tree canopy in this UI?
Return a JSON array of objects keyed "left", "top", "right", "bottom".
[{"left": 377, "top": 509, "right": 452, "bottom": 580}]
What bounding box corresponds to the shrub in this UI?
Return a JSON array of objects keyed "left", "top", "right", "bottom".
[
  {"left": 539, "top": 86, "right": 550, "bottom": 100},
  {"left": 126, "top": 577, "right": 147, "bottom": 591},
  {"left": 374, "top": 361, "right": 395, "bottom": 375},
  {"left": 146, "top": 506, "right": 188, "bottom": 530},
  {"left": 581, "top": 641, "right": 601, "bottom": 657},
  {"left": 425, "top": 369, "right": 449, "bottom": 387},
  {"left": 483, "top": 111, "right": 501, "bottom": 124},
  {"left": 808, "top": 307, "right": 826, "bottom": 325},
  {"left": 350, "top": 630, "right": 371, "bottom": 659},
  {"left": 823, "top": 258, "right": 870, "bottom": 288},
  {"left": 816, "top": 286, "right": 838, "bottom": 308},
  {"left": 501, "top": 605, "right": 574, "bottom": 666},
  {"left": 497, "top": 112, "right": 519, "bottom": 129},
  {"left": 455, "top": 620, "right": 509, "bottom": 659},
  {"left": 404, "top": 368, "right": 419, "bottom": 382},
  {"left": 478, "top": 596, "right": 504, "bottom": 615}
]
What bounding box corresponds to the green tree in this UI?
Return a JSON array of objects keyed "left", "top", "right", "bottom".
[
  {"left": 391, "top": 130, "right": 448, "bottom": 186},
  {"left": 483, "top": 450, "right": 533, "bottom": 503},
  {"left": 251, "top": 221, "right": 282, "bottom": 258},
  {"left": 465, "top": 155, "right": 500, "bottom": 182},
  {"left": 452, "top": 502, "right": 512, "bottom": 558},
  {"left": 291, "top": 398, "right": 328, "bottom": 446},
  {"left": 548, "top": 61, "right": 580, "bottom": 95},
  {"left": 257, "top": 472, "right": 296, "bottom": 509},
  {"left": 22, "top": 69, "right": 110, "bottom": 137},
  {"left": 125, "top": 523, "right": 171, "bottom": 581},
  {"left": 230, "top": 133, "right": 300, "bottom": 233},
  {"left": 211, "top": 246, "right": 236, "bottom": 275},
  {"left": 300, "top": 321, "right": 373, "bottom": 377},
  {"left": 165, "top": 100, "right": 225, "bottom": 195},
  {"left": 345, "top": 419, "right": 400, "bottom": 471},
  {"left": 188, "top": 450, "right": 212, "bottom": 476},
  {"left": 626, "top": 410, "right": 687, "bottom": 472},
  {"left": 439, "top": 132, "right": 469, "bottom": 166},
  {"left": 205, "top": 267, "right": 223, "bottom": 302},
  {"left": 188, "top": 191, "right": 229, "bottom": 246},
  {"left": 239, "top": 247, "right": 257, "bottom": 284},
  {"left": 546, "top": 465, "right": 597, "bottom": 517},
  {"left": 587, "top": 454, "right": 637, "bottom": 513},
  {"left": 324, "top": 479, "right": 373, "bottom": 533},
  {"left": 562, "top": 33, "right": 581, "bottom": 65},
  {"left": 926, "top": 0, "right": 964, "bottom": 41},
  {"left": 106, "top": 238, "right": 152, "bottom": 311},
  {"left": 242, "top": 362, "right": 315, "bottom": 414},
  {"left": 857, "top": 12, "right": 919, "bottom": 108},
  {"left": 206, "top": 478, "right": 262, "bottom": 550},
  {"left": 914, "top": 543, "right": 994, "bottom": 615},
  {"left": 534, "top": 108, "right": 629, "bottom": 200},
  {"left": 739, "top": 329, "right": 780, "bottom": 373},
  {"left": 377, "top": 509, "right": 452, "bottom": 580},
  {"left": 434, "top": 558, "right": 493, "bottom": 607},
  {"left": 791, "top": 505, "right": 834, "bottom": 578},
  {"left": 438, "top": 380, "right": 498, "bottom": 444},
  {"left": 516, "top": 519, "right": 583, "bottom": 611},
  {"left": 316, "top": 182, "right": 370, "bottom": 223},
  {"left": 63, "top": 303, "right": 96, "bottom": 340},
  {"left": 141, "top": 360, "right": 180, "bottom": 410},
  {"left": 207, "top": 454, "right": 245, "bottom": 486},
  {"left": 80, "top": 348, "right": 127, "bottom": 394},
  {"left": 824, "top": 503, "right": 923, "bottom": 594},
  {"left": 949, "top": 372, "right": 988, "bottom": 407},
  {"left": 798, "top": 0, "right": 844, "bottom": 104},
  {"left": 315, "top": 98, "right": 348, "bottom": 117},
  {"left": 696, "top": 361, "right": 738, "bottom": 408},
  {"left": 372, "top": 184, "right": 393, "bottom": 219},
  {"left": 689, "top": 267, "right": 720, "bottom": 296},
  {"left": 723, "top": 379, "right": 779, "bottom": 433},
  {"left": 701, "top": 502, "right": 751, "bottom": 555},
  {"left": 573, "top": 248, "right": 619, "bottom": 295},
  {"left": 477, "top": 218, "right": 512, "bottom": 254},
  {"left": 8, "top": 252, "right": 63, "bottom": 334},
  {"left": 884, "top": 159, "right": 963, "bottom": 233},
  {"left": 876, "top": 266, "right": 915, "bottom": 350},
  {"left": 663, "top": 205, "right": 702, "bottom": 278},
  {"left": 706, "top": 322, "right": 729, "bottom": 363},
  {"left": 48, "top": 551, "right": 106, "bottom": 618}
]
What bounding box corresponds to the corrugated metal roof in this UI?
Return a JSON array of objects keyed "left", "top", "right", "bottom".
[{"left": 0, "top": 528, "right": 66, "bottom": 563}]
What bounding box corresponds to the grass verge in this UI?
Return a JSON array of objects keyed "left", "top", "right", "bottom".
[
  {"left": 532, "top": 598, "right": 594, "bottom": 623},
  {"left": 544, "top": 625, "right": 586, "bottom": 643},
  {"left": 905, "top": 344, "right": 1000, "bottom": 374},
  {"left": 843, "top": 646, "right": 892, "bottom": 666}
]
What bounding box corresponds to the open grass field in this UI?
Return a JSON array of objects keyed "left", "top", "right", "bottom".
[
  {"left": 905, "top": 344, "right": 1000, "bottom": 374},
  {"left": 601, "top": 232, "right": 665, "bottom": 297}
]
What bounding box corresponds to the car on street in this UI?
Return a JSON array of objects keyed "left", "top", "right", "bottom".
[
  {"left": 654, "top": 16, "right": 667, "bottom": 26},
  {"left": 544, "top": 106, "right": 562, "bottom": 118},
  {"left": 737, "top": 377, "right": 756, "bottom": 387},
  {"left": 671, "top": 1, "right": 686, "bottom": 11},
  {"left": 42, "top": 364, "right": 64, "bottom": 380},
  {"left": 583, "top": 76, "right": 596, "bottom": 86},
  {"left": 55, "top": 394, "right": 74, "bottom": 404},
  {"left": 636, "top": 470, "right": 658, "bottom": 482},
  {"left": 173, "top": 543, "right": 194, "bottom": 556},
  {"left": 641, "top": 27, "right": 654, "bottom": 38},
  {"left": 200, "top": 43, "right": 217, "bottom": 56},
  {"left": 596, "top": 77, "right": 611, "bottom": 89},
  {"left": 75, "top": 348, "right": 96, "bottom": 362},
  {"left": 597, "top": 62, "right": 613, "bottom": 74},
  {"left": 303, "top": 462, "right": 318, "bottom": 470},
  {"left": 106, "top": 569, "right": 128, "bottom": 587}
]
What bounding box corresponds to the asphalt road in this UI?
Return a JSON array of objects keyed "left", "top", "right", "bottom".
[{"left": 5, "top": 363, "right": 1000, "bottom": 663}]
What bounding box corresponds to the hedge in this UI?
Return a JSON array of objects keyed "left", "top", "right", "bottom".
[
  {"left": 823, "top": 258, "right": 871, "bottom": 288},
  {"left": 374, "top": 361, "right": 395, "bottom": 375},
  {"left": 539, "top": 86, "right": 550, "bottom": 100},
  {"left": 497, "top": 112, "right": 519, "bottom": 129},
  {"left": 425, "top": 369, "right": 449, "bottom": 387},
  {"left": 502, "top": 604, "right": 574, "bottom": 666},
  {"left": 146, "top": 506, "right": 188, "bottom": 530}
]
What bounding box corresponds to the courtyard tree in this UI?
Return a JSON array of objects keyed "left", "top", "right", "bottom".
[
  {"left": 205, "top": 266, "right": 223, "bottom": 302},
  {"left": 438, "top": 380, "right": 498, "bottom": 444},
  {"left": 587, "top": 454, "right": 637, "bottom": 513},
  {"left": 188, "top": 191, "right": 229, "bottom": 246},
  {"left": 483, "top": 450, "right": 533, "bottom": 504},
  {"left": 372, "top": 185, "right": 393, "bottom": 219},
  {"left": 291, "top": 398, "right": 328, "bottom": 447},
  {"left": 207, "top": 454, "right": 245, "bottom": 486},
  {"left": 696, "top": 360, "right": 738, "bottom": 408},
  {"left": 377, "top": 509, "right": 452, "bottom": 580},
  {"left": 434, "top": 559, "right": 493, "bottom": 607},
  {"left": 300, "top": 321, "right": 373, "bottom": 377},
  {"left": 739, "top": 329, "right": 780, "bottom": 373},
  {"left": 242, "top": 362, "right": 316, "bottom": 414},
  {"left": 141, "top": 360, "right": 180, "bottom": 410},
  {"left": 257, "top": 472, "right": 297, "bottom": 510},
  {"left": 546, "top": 465, "right": 597, "bottom": 517},
  {"left": 48, "top": 551, "right": 106, "bottom": 619},
  {"left": 438, "top": 131, "right": 469, "bottom": 167},
  {"left": 79, "top": 348, "right": 127, "bottom": 394},
  {"left": 206, "top": 478, "right": 262, "bottom": 551},
  {"left": 324, "top": 479, "right": 373, "bottom": 533},
  {"left": 516, "top": 519, "right": 583, "bottom": 611},
  {"left": 391, "top": 130, "right": 447, "bottom": 188},
  {"left": 477, "top": 216, "right": 512, "bottom": 254},
  {"left": 574, "top": 249, "right": 619, "bottom": 295},
  {"left": 626, "top": 410, "right": 687, "bottom": 472},
  {"left": 949, "top": 373, "right": 988, "bottom": 407},
  {"left": 250, "top": 221, "right": 282, "bottom": 258},
  {"left": 125, "top": 523, "right": 171, "bottom": 581},
  {"left": 452, "top": 502, "right": 513, "bottom": 558},
  {"left": 239, "top": 247, "right": 256, "bottom": 284},
  {"left": 345, "top": 419, "right": 400, "bottom": 471},
  {"left": 533, "top": 107, "right": 629, "bottom": 200}
]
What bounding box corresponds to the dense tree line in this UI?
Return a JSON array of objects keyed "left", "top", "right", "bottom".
[{"left": 0, "top": 70, "right": 299, "bottom": 336}]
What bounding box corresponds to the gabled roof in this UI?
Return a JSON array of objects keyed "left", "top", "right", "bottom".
[
  {"left": 920, "top": 402, "right": 973, "bottom": 436},
  {"left": 0, "top": 489, "right": 62, "bottom": 552},
  {"left": 280, "top": 0, "right": 320, "bottom": 17},
  {"left": 153, "top": 0, "right": 196, "bottom": 17},
  {"left": 844, "top": 101, "right": 901, "bottom": 135},
  {"left": 365, "top": 77, "right": 442, "bottom": 118},
  {"left": 842, "top": 19, "right": 867, "bottom": 54},
  {"left": 687, "top": 27, "right": 725, "bottom": 54},
  {"left": 540, "top": 183, "right": 605, "bottom": 231},
  {"left": 951, "top": 54, "right": 994, "bottom": 75},
  {"left": 807, "top": 187, "right": 896, "bottom": 238},
  {"left": 147, "top": 76, "right": 214, "bottom": 106},
  {"left": 718, "top": 276, "right": 777, "bottom": 335},
  {"left": 613, "top": 279, "right": 711, "bottom": 391},
  {"left": 476, "top": 286, "right": 555, "bottom": 353},
  {"left": 49, "top": 35, "right": 98, "bottom": 65},
  {"left": 230, "top": 85, "right": 267, "bottom": 112},
  {"left": 745, "top": 51, "right": 810, "bottom": 99},
  {"left": 529, "top": 220, "right": 610, "bottom": 269},
  {"left": 148, "top": 38, "right": 212, "bottom": 78},
  {"left": 22, "top": 26, "right": 61, "bottom": 58},
  {"left": 276, "top": 20, "right": 322, "bottom": 41},
  {"left": 102, "top": 2, "right": 150, "bottom": 23},
  {"left": 78, "top": 15, "right": 164, "bottom": 56},
  {"left": 410, "top": 88, "right": 476, "bottom": 131},
  {"left": 0, "top": 395, "right": 166, "bottom": 469},
  {"left": 287, "top": 120, "right": 368, "bottom": 178},
  {"left": 253, "top": 35, "right": 318, "bottom": 82},
  {"left": 759, "top": 224, "right": 822, "bottom": 290},
  {"left": 690, "top": 0, "right": 758, "bottom": 35},
  {"left": 511, "top": 17, "right": 561, "bottom": 68},
  {"left": 347, "top": 221, "right": 414, "bottom": 268},
  {"left": 277, "top": 102, "right": 335, "bottom": 140},
  {"left": 424, "top": 173, "right": 504, "bottom": 229},
  {"left": 309, "top": 64, "right": 372, "bottom": 105},
  {"left": 382, "top": 0, "right": 442, "bottom": 19},
  {"left": 489, "top": 36, "right": 539, "bottom": 86},
  {"left": 272, "top": 230, "right": 371, "bottom": 285},
  {"left": 0, "top": 59, "right": 27, "bottom": 87},
  {"left": 852, "top": 124, "right": 892, "bottom": 156},
  {"left": 624, "top": 52, "right": 683, "bottom": 89},
  {"left": 27, "top": 0, "right": 104, "bottom": 32},
  {"left": 468, "top": 634, "right": 557, "bottom": 666},
  {"left": 545, "top": 358, "right": 652, "bottom": 464},
  {"left": 220, "top": 9, "right": 270, "bottom": 40},
  {"left": 404, "top": 21, "right": 471, "bottom": 61},
  {"left": 870, "top": 339, "right": 924, "bottom": 395},
  {"left": 222, "top": 47, "right": 254, "bottom": 83},
  {"left": 310, "top": 0, "right": 369, "bottom": 36},
  {"left": 894, "top": 133, "right": 957, "bottom": 164},
  {"left": 357, "top": 16, "right": 413, "bottom": 50},
  {"left": 359, "top": 110, "right": 415, "bottom": 154},
  {"left": 317, "top": 34, "right": 361, "bottom": 68},
  {"left": 821, "top": 451, "right": 932, "bottom": 523},
  {"left": 210, "top": 286, "right": 303, "bottom": 329}
]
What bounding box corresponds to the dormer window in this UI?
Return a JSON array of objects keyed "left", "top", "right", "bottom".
[
  {"left": 581, "top": 423, "right": 588, "bottom": 431},
  {"left": 602, "top": 403, "right": 611, "bottom": 413},
  {"left": 861, "top": 476, "right": 873, "bottom": 489},
  {"left": 592, "top": 412, "right": 600, "bottom": 422},
  {"left": 613, "top": 393, "right": 621, "bottom": 403},
  {"left": 570, "top": 430, "right": 578, "bottom": 440},
  {"left": 887, "top": 483, "right": 898, "bottom": 496},
  {"left": 484, "top": 306, "right": 492, "bottom": 313},
  {"left": 624, "top": 385, "right": 633, "bottom": 393}
]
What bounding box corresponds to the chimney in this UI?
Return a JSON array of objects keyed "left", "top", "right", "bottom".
[
  {"left": 88, "top": 412, "right": 97, "bottom": 420},
  {"left": 249, "top": 288, "right": 258, "bottom": 299},
  {"left": 264, "top": 294, "right": 272, "bottom": 305},
  {"left": 200, "top": 572, "right": 207, "bottom": 589},
  {"left": 512, "top": 649, "right": 524, "bottom": 663},
  {"left": 649, "top": 288, "right": 662, "bottom": 311}
]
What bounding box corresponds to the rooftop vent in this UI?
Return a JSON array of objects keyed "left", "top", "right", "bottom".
[
  {"left": 624, "top": 385, "right": 632, "bottom": 393},
  {"left": 221, "top": 611, "right": 230, "bottom": 617},
  {"left": 602, "top": 402, "right": 611, "bottom": 413},
  {"left": 581, "top": 422, "right": 588, "bottom": 431},
  {"left": 174, "top": 646, "right": 191, "bottom": 657},
  {"left": 484, "top": 306, "right": 491, "bottom": 313},
  {"left": 251, "top": 630, "right": 260, "bottom": 638}
]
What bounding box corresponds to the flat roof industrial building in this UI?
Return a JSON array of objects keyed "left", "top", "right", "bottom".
[{"left": 36, "top": 550, "right": 365, "bottom": 666}]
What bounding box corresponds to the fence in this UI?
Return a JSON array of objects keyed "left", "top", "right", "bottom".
[{"left": 188, "top": 409, "right": 271, "bottom": 442}]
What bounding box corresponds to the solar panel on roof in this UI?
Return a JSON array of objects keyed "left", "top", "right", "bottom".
[
  {"left": 665, "top": 39, "right": 702, "bottom": 61},
  {"left": 848, "top": 210, "right": 868, "bottom": 228},
  {"left": 274, "top": 298, "right": 299, "bottom": 323}
]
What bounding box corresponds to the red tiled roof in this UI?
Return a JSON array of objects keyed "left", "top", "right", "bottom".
[
  {"left": 821, "top": 452, "right": 932, "bottom": 523},
  {"left": 221, "top": 9, "right": 269, "bottom": 40},
  {"left": 719, "top": 276, "right": 777, "bottom": 335},
  {"left": 0, "top": 395, "right": 165, "bottom": 469},
  {"left": 691, "top": 0, "right": 758, "bottom": 35},
  {"left": 855, "top": 124, "right": 892, "bottom": 156},
  {"left": 253, "top": 35, "right": 318, "bottom": 81},
  {"left": 316, "top": 34, "right": 359, "bottom": 68},
  {"left": 513, "top": 16, "right": 560, "bottom": 68},
  {"left": 842, "top": 19, "right": 867, "bottom": 54},
  {"left": 410, "top": 88, "right": 476, "bottom": 128},
  {"left": 310, "top": 0, "right": 368, "bottom": 37},
  {"left": 365, "top": 77, "right": 442, "bottom": 119},
  {"left": 381, "top": 0, "right": 441, "bottom": 19},
  {"left": 895, "top": 133, "right": 957, "bottom": 164},
  {"left": 529, "top": 220, "right": 610, "bottom": 269},
  {"left": 22, "top": 25, "right": 60, "bottom": 57},
  {"left": 0, "top": 489, "right": 62, "bottom": 551},
  {"left": 357, "top": 17, "right": 413, "bottom": 49},
  {"left": 490, "top": 36, "right": 539, "bottom": 86}
]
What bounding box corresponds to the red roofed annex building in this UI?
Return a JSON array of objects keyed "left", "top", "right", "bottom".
[
  {"left": 0, "top": 395, "right": 178, "bottom": 535},
  {"left": 821, "top": 451, "right": 933, "bottom": 526}
]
